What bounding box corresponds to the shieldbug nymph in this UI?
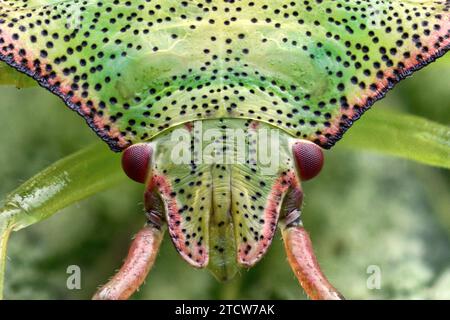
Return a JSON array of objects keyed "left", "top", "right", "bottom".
[{"left": 0, "top": 0, "right": 449, "bottom": 300}]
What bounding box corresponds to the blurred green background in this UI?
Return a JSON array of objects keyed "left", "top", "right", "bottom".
[{"left": 0, "top": 55, "right": 449, "bottom": 300}]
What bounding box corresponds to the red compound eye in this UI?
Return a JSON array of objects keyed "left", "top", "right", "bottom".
[
  {"left": 293, "top": 141, "right": 324, "bottom": 181},
  {"left": 121, "top": 143, "right": 152, "bottom": 183}
]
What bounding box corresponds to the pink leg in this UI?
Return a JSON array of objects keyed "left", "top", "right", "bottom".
[
  {"left": 93, "top": 224, "right": 164, "bottom": 300},
  {"left": 282, "top": 225, "right": 344, "bottom": 300}
]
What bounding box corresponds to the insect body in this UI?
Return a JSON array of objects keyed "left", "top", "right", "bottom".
[
  {"left": 122, "top": 120, "right": 321, "bottom": 279},
  {"left": 99, "top": 119, "right": 335, "bottom": 299},
  {"left": 0, "top": 0, "right": 449, "bottom": 299}
]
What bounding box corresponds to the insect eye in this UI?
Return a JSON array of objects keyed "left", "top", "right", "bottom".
[
  {"left": 121, "top": 143, "right": 152, "bottom": 183},
  {"left": 293, "top": 141, "right": 324, "bottom": 181}
]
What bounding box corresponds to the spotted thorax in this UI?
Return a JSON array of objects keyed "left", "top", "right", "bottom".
[{"left": 0, "top": 0, "right": 448, "bottom": 300}]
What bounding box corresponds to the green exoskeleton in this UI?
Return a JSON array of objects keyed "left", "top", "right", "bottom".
[{"left": 0, "top": 0, "right": 449, "bottom": 299}]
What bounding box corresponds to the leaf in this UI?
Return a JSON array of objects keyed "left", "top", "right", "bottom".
[
  {"left": 0, "top": 63, "right": 37, "bottom": 88},
  {"left": 0, "top": 143, "right": 125, "bottom": 298},
  {"left": 0, "top": 143, "right": 124, "bottom": 231},
  {"left": 339, "top": 108, "right": 450, "bottom": 169}
]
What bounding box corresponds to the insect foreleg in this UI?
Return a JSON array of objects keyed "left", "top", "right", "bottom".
[
  {"left": 92, "top": 221, "right": 164, "bottom": 300},
  {"left": 281, "top": 215, "right": 344, "bottom": 300}
]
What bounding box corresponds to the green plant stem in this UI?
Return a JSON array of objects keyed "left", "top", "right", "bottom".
[
  {"left": 0, "top": 210, "right": 13, "bottom": 300},
  {"left": 0, "top": 143, "right": 125, "bottom": 298},
  {"left": 339, "top": 108, "right": 450, "bottom": 169}
]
